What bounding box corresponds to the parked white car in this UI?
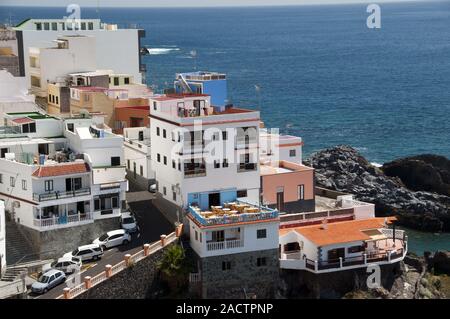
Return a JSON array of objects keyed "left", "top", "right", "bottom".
[
  {"left": 63, "top": 244, "right": 103, "bottom": 262},
  {"left": 43, "top": 256, "right": 82, "bottom": 274},
  {"left": 31, "top": 269, "right": 66, "bottom": 294},
  {"left": 93, "top": 229, "right": 131, "bottom": 250},
  {"left": 149, "top": 183, "right": 157, "bottom": 193},
  {"left": 120, "top": 212, "right": 138, "bottom": 233}
]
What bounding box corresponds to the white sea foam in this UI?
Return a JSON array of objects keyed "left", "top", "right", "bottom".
[
  {"left": 371, "top": 162, "right": 383, "bottom": 168},
  {"left": 146, "top": 47, "right": 180, "bottom": 55}
]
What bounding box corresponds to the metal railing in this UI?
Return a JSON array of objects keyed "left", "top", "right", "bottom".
[{"left": 33, "top": 187, "right": 91, "bottom": 202}]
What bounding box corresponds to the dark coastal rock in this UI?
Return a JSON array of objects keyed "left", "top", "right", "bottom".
[
  {"left": 429, "top": 251, "right": 450, "bottom": 274},
  {"left": 382, "top": 155, "right": 450, "bottom": 196},
  {"left": 305, "top": 145, "right": 450, "bottom": 232}
]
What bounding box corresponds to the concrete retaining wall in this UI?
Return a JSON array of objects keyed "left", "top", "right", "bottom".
[{"left": 17, "top": 217, "right": 120, "bottom": 259}]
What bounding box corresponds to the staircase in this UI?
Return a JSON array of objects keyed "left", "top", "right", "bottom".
[
  {"left": 0, "top": 267, "right": 27, "bottom": 282},
  {"left": 5, "top": 221, "right": 37, "bottom": 265}
]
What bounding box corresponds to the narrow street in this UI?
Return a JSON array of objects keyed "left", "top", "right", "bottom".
[{"left": 33, "top": 187, "right": 174, "bottom": 299}]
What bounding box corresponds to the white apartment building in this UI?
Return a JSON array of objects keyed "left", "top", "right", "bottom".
[
  {"left": 260, "top": 128, "right": 303, "bottom": 164},
  {"left": 149, "top": 93, "right": 261, "bottom": 218},
  {"left": 0, "top": 111, "right": 127, "bottom": 257},
  {"left": 29, "top": 35, "right": 97, "bottom": 97},
  {"left": 123, "top": 127, "right": 154, "bottom": 190},
  {"left": 0, "top": 200, "right": 5, "bottom": 276},
  {"left": 13, "top": 18, "right": 145, "bottom": 84}
]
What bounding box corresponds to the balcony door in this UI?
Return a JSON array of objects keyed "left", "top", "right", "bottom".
[
  {"left": 209, "top": 192, "right": 221, "bottom": 207},
  {"left": 212, "top": 230, "right": 224, "bottom": 242},
  {"left": 66, "top": 177, "right": 82, "bottom": 191},
  {"left": 276, "top": 187, "right": 284, "bottom": 212}
]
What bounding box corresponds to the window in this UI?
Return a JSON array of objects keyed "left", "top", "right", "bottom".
[
  {"left": 257, "top": 229, "right": 267, "bottom": 239},
  {"left": 140, "top": 165, "right": 143, "bottom": 176},
  {"left": 156, "top": 127, "right": 160, "bottom": 136},
  {"left": 195, "top": 231, "right": 198, "bottom": 241},
  {"left": 163, "top": 156, "right": 167, "bottom": 165},
  {"left": 48, "top": 94, "right": 51, "bottom": 102},
  {"left": 0, "top": 174, "right": 2, "bottom": 184},
  {"left": 1, "top": 148, "right": 7, "bottom": 158},
  {"left": 289, "top": 149, "right": 296, "bottom": 157},
  {"left": 298, "top": 184, "right": 305, "bottom": 200},
  {"left": 138, "top": 131, "right": 144, "bottom": 141},
  {"left": 55, "top": 96, "right": 59, "bottom": 105},
  {"left": 214, "top": 160, "right": 220, "bottom": 169},
  {"left": 29, "top": 123, "right": 36, "bottom": 133},
  {"left": 222, "top": 159, "right": 229, "bottom": 168},
  {"left": 163, "top": 187, "right": 167, "bottom": 196},
  {"left": 81, "top": 22, "right": 86, "bottom": 30},
  {"left": 163, "top": 129, "right": 166, "bottom": 138},
  {"left": 348, "top": 245, "right": 364, "bottom": 254},
  {"left": 36, "top": 22, "right": 42, "bottom": 30},
  {"left": 222, "top": 261, "right": 231, "bottom": 271},
  {"left": 10, "top": 177, "right": 15, "bottom": 187},
  {"left": 157, "top": 153, "right": 161, "bottom": 162},
  {"left": 88, "top": 22, "right": 94, "bottom": 30},
  {"left": 172, "top": 160, "right": 176, "bottom": 169},
  {"left": 51, "top": 22, "right": 57, "bottom": 30},
  {"left": 127, "top": 159, "right": 130, "bottom": 169},
  {"left": 173, "top": 192, "right": 176, "bottom": 201},
  {"left": 237, "top": 189, "right": 247, "bottom": 198},
  {"left": 178, "top": 161, "right": 181, "bottom": 171},
  {"left": 124, "top": 77, "right": 130, "bottom": 84},
  {"left": 113, "top": 77, "right": 119, "bottom": 86},
  {"left": 67, "top": 123, "right": 74, "bottom": 133},
  {"left": 111, "top": 157, "right": 121, "bottom": 166},
  {"left": 94, "top": 198, "right": 100, "bottom": 211},
  {"left": 222, "top": 131, "right": 227, "bottom": 140},
  {"left": 112, "top": 196, "right": 119, "bottom": 208},
  {"left": 22, "top": 180, "right": 27, "bottom": 190},
  {"left": 44, "top": 22, "right": 50, "bottom": 30},
  {"left": 257, "top": 257, "right": 267, "bottom": 267},
  {"left": 44, "top": 180, "right": 53, "bottom": 191},
  {"left": 153, "top": 101, "right": 157, "bottom": 111}
]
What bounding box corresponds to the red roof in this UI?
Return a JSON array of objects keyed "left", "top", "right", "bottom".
[
  {"left": 32, "top": 162, "right": 90, "bottom": 178},
  {"left": 12, "top": 117, "right": 34, "bottom": 124}
]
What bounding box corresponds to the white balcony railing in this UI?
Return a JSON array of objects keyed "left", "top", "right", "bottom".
[
  {"left": 33, "top": 212, "right": 93, "bottom": 229},
  {"left": 206, "top": 239, "right": 243, "bottom": 251}
]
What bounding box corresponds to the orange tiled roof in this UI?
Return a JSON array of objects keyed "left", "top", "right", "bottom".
[
  {"left": 32, "top": 162, "right": 90, "bottom": 178},
  {"left": 279, "top": 217, "right": 397, "bottom": 246}
]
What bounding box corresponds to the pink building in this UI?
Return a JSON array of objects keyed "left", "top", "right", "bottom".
[{"left": 260, "top": 160, "right": 315, "bottom": 213}]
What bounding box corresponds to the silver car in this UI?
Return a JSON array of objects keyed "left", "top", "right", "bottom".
[
  {"left": 31, "top": 269, "right": 66, "bottom": 294},
  {"left": 43, "top": 256, "right": 82, "bottom": 274}
]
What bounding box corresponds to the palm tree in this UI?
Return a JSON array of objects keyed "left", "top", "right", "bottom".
[{"left": 157, "top": 244, "right": 190, "bottom": 292}]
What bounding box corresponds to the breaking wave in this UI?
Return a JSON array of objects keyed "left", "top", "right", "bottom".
[{"left": 146, "top": 47, "right": 180, "bottom": 55}]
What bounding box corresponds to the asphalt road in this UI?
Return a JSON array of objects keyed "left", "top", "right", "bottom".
[{"left": 33, "top": 189, "right": 174, "bottom": 299}]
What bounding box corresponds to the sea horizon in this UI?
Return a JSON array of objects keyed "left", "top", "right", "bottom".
[{"left": 2, "top": 1, "right": 450, "bottom": 163}]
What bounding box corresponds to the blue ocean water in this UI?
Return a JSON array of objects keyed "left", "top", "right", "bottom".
[{"left": 1, "top": 2, "right": 450, "bottom": 164}]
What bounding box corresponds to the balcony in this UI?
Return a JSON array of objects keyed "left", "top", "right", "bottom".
[
  {"left": 189, "top": 200, "right": 279, "bottom": 227},
  {"left": 238, "top": 163, "right": 257, "bottom": 172},
  {"left": 184, "top": 168, "right": 206, "bottom": 178},
  {"left": 280, "top": 229, "right": 408, "bottom": 273},
  {"left": 33, "top": 187, "right": 91, "bottom": 202},
  {"left": 206, "top": 239, "right": 244, "bottom": 251},
  {"left": 33, "top": 212, "right": 93, "bottom": 229}
]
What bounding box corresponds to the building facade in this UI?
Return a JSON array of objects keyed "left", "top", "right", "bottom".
[{"left": 0, "top": 111, "right": 127, "bottom": 258}]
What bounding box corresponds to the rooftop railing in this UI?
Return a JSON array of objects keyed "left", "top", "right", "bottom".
[{"left": 188, "top": 200, "right": 279, "bottom": 227}]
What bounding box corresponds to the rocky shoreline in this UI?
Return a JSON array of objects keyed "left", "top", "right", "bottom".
[{"left": 305, "top": 145, "right": 450, "bottom": 232}]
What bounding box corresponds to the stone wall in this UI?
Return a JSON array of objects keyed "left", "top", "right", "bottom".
[
  {"left": 17, "top": 217, "right": 120, "bottom": 259},
  {"left": 198, "top": 248, "right": 279, "bottom": 299},
  {"left": 75, "top": 243, "right": 173, "bottom": 299}
]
